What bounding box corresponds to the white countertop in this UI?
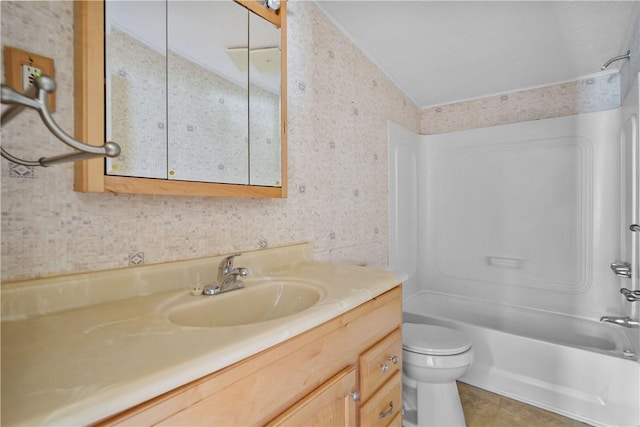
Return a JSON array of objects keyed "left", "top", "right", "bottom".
[{"left": 1, "top": 244, "right": 399, "bottom": 426}]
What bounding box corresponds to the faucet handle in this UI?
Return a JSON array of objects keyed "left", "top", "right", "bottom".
[{"left": 219, "top": 253, "right": 241, "bottom": 274}]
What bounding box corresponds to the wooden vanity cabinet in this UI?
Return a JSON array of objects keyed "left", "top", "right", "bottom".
[{"left": 95, "top": 286, "right": 402, "bottom": 426}]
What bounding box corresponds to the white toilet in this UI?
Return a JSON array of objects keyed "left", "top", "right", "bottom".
[{"left": 402, "top": 322, "right": 474, "bottom": 427}]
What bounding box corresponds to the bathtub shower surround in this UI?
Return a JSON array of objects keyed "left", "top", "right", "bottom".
[
  {"left": 390, "top": 105, "right": 640, "bottom": 425},
  {"left": 393, "top": 109, "right": 624, "bottom": 319},
  {"left": 0, "top": 1, "right": 420, "bottom": 282},
  {"left": 425, "top": 111, "right": 622, "bottom": 317},
  {"left": 404, "top": 292, "right": 640, "bottom": 427}
]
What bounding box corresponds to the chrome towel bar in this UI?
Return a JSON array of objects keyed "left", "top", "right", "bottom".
[{"left": 1, "top": 75, "right": 120, "bottom": 167}]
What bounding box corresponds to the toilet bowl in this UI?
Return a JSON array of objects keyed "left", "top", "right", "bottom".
[{"left": 402, "top": 322, "right": 474, "bottom": 427}]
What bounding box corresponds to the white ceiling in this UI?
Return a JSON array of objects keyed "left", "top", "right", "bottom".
[{"left": 316, "top": 1, "right": 637, "bottom": 108}]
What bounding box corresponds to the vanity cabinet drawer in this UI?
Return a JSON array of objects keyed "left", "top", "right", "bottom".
[
  {"left": 359, "top": 328, "right": 402, "bottom": 401},
  {"left": 359, "top": 371, "right": 401, "bottom": 427}
]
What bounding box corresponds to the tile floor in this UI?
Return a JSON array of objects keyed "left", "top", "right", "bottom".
[{"left": 457, "top": 382, "right": 592, "bottom": 427}]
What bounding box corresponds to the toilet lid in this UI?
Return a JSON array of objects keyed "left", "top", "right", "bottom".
[{"left": 403, "top": 323, "right": 472, "bottom": 355}]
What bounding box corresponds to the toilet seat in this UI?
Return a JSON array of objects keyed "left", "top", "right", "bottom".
[
  {"left": 403, "top": 346, "right": 473, "bottom": 369},
  {"left": 403, "top": 323, "right": 472, "bottom": 355}
]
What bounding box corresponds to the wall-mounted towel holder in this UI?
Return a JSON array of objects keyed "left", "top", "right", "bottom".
[{"left": 1, "top": 75, "right": 120, "bottom": 167}]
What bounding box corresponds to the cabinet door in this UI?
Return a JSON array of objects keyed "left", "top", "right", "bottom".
[{"left": 267, "top": 366, "right": 357, "bottom": 427}]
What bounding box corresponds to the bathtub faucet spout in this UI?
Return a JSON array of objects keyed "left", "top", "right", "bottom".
[{"left": 600, "top": 316, "right": 639, "bottom": 328}]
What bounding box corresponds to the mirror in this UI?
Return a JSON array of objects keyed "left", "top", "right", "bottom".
[
  {"left": 102, "top": 0, "right": 283, "bottom": 188},
  {"left": 105, "top": 1, "right": 168, "bottom": 179},
  {"left": 249, "top": 11, "right": 282, "bottom": 187},
  {"left": 166, "top": 1, "right": 249, "bottom": 184}
]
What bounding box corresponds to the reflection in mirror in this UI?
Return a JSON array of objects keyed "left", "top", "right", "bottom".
[
  {"left": 249, "top": 10, "right": 282, "bottom": 187},
  {"left": 105, "top": 1, "right": 167, "bottom": 179},
  {"left": 167, "top": 1, "right": 249, "bottom": 184},
  {"left": 103, "top": 0, "right": 283, "bottom": 188}
]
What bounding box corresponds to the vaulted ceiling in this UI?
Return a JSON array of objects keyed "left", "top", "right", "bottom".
[{"left": 317, "top": 1, "right": 637, "bottom": 108}]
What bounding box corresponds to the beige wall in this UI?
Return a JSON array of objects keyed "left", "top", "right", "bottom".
[
  {"left": 3, "top": 1, "right": 628, "bottom": 282},
  {"left": 421, "top": 72, "right": 620, "bottom": 135},
  {"left": 0, "top": 1, "right": 420, "bottom": 281}
]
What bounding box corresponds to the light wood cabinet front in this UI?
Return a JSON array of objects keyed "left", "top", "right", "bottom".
[{"left": 267, "top": 366, "right": 357, "bottom": 427}]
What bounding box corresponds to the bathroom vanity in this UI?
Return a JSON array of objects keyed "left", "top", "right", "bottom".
[
  {"left": 1, "top": 243, "right": 401, "bottom": 426},
  {"left": 100, "top": 288, "right": 402, "bottom": 426}
]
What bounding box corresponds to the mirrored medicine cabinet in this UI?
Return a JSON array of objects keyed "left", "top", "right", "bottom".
[{"left": 73, "top": 0, "right": 287, "bottom": 198}]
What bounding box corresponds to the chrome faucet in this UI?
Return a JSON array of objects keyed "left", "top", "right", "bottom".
[
  {"left": 600, "top": 316, "right": 639, "bottom": 328},
  {"left": 203, "top": 253, "right": 250, "bottom": 295}
]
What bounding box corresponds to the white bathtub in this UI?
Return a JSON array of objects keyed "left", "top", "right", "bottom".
[{"left": 403, "top": 291, "right": 640, "bottom": 427}]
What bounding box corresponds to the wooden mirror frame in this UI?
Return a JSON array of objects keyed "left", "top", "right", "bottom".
[{"left": 73, "top": 0, "right": 287, "bottom": 198}]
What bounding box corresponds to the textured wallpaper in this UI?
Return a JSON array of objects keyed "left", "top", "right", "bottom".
[
  {"left": 1, "top": 1, "right": 420, "bottom": 281},
  {"left": 421, "top": 72, "right": 621, "bottom": 135},
  {"left": 1, "top": 1, "right": 627, "bottom": 282}
]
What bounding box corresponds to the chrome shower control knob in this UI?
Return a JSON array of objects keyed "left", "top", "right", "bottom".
[
  {"left": 611, "top": 262, "right": 632, "bottom": 279},
  {"left": 621, "top": 288, "right": 640, "bottom": 302}
]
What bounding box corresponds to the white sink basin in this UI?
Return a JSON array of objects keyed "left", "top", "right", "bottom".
[{"left": 166, "top": 279, "right": 324, "bottom": 327}]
